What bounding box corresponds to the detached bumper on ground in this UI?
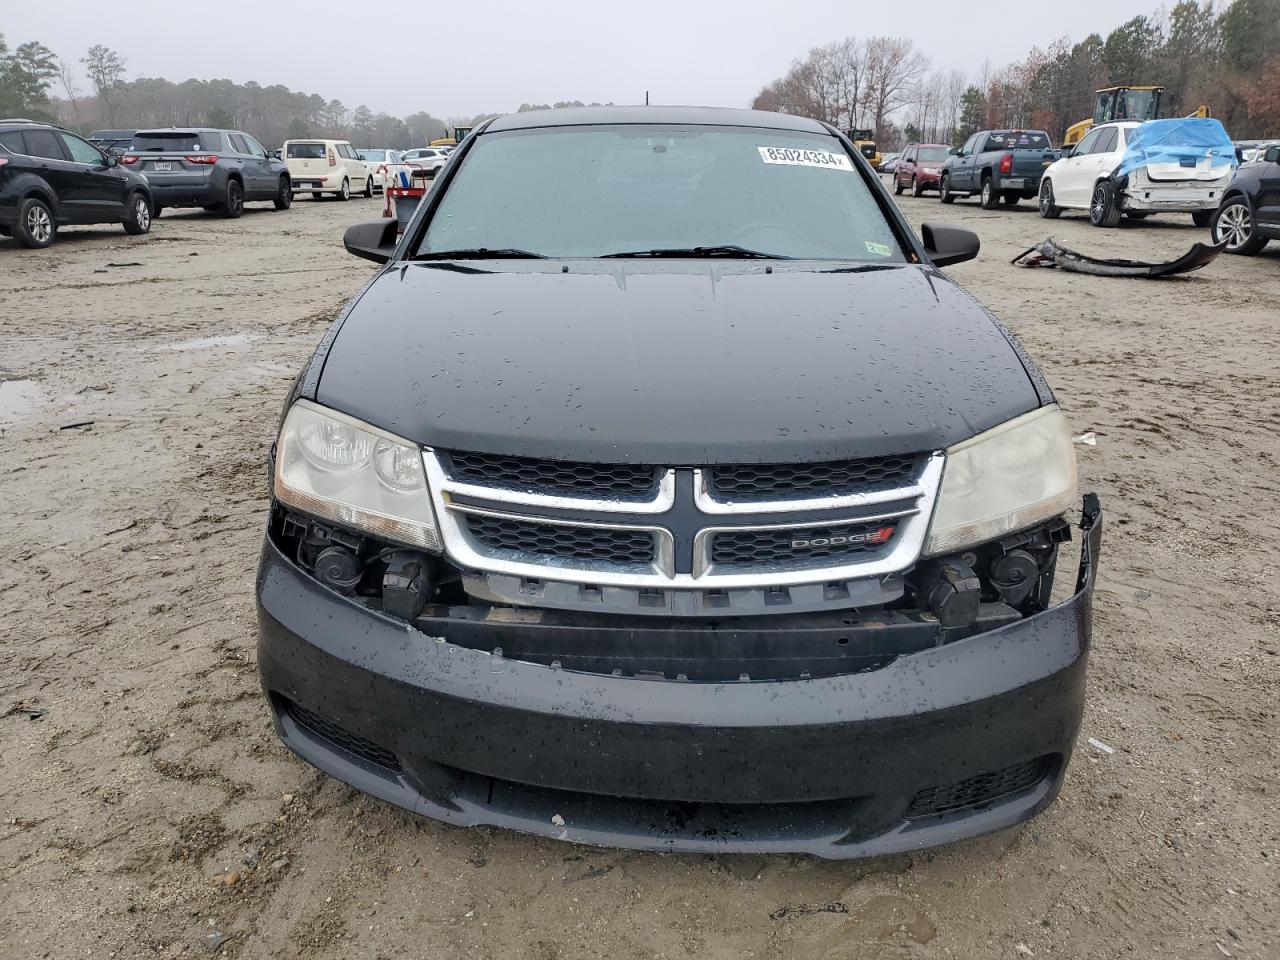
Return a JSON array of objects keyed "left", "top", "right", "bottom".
[{"left": 257, "top": 502, "right": 1102, "bottom": 859}]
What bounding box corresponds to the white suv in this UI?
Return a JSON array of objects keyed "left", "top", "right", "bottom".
[
  {"left": 282, "top": 139, "right": 374, "bottom": 200},
  {"left": 1039, "top": 121, "right": 1235, "bottom": 228}
]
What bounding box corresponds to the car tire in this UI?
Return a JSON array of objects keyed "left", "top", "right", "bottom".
[
  {"left": 893, "top": 174, "right": 904, "bottom": 196},
  {"left": 274, "top": 176, "right": 292, "bottom": 210},
  {"left": 122, "top": 191, "right": 152, "bottom": 236},
  {"left": 362, "top": 176, "right": 373, "bottom": 198},
  {"left": 1191, "top": 209, "right": 1213, "bottom": 228},
  {"left": 1038, "top": 180, "right": 1062, "bottom": 219},
  {"left": 939, "top": 173, "right": 956, "bottom": 204},
  {"left": 338, "top": 178, "right": 350, "bottom": 201},
  {"left": 224, "top": 179, "right": 245, "bottom": 219},
  {"left": 1212, "top": 197, "right": 1268, "bottom": 255},
  {"left": 14, "top": 196, "right": 56, "bottom": 248},
  {"left": 911, "top": 177, "right": 924, "bottom": 198},
  {"left": 979, "top": 176, "right": 1000, "bottom": 210},
  {"left": 1089, "top": 181, "right": 1122, "bottom": 227}
]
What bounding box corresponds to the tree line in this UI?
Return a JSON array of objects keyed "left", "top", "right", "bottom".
[
  {"left": 752, "top": 0, "right": 1280, "bottom": 149},
  {"left": 0, "top": 36, "right": 480, "bottom": 149}
]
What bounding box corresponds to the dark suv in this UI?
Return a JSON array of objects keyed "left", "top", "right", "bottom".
[
  {"left": 257, "top": 106, "right": 1102, "bottom": 860},
  {"left": 124, "top": 128, "right": 291, "bottom": 218},
  {"left": 1211, "top": 143, "right": 1280, "bottom": 255},
  {"left": 0, "top": 119, "right": 153, "bottom": 248}
]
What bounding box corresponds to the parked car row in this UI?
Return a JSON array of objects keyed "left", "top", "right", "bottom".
[
  {"left": 1, "top": 119, "right": 454, "bottom": 248},
  {"left": 886, "top": 122, "right": 1276, "bottom": 257}
]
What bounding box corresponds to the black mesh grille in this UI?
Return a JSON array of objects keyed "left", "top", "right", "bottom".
[
  {"left": 446, "top": 451, "right": 658, "bottom": 497},
  {"left": 712, "top": 519, "right": 897, "bottom": 566},
  {"left": 709, "top": 455, "right": 919, "bottom": 499},
  {"left": 466, "top": 514, "right": 655, "bottom": 565},
  {"left": 906, "top": 757, "right": 1051, "bottom": 819},
  {"left": 284, "top": 700, "right": 401, "bottom": 771}
]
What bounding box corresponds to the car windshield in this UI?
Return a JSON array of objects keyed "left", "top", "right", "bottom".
[
  {"left": 918, "top": 147, "right": 950, "bottom": 162},
  {"left": 133, "top": 132, "right": 219, "bottom": 152},
  {"left": 286, "top": 142, "right": 327, "bottom": 159},
  {"left": 417, "top": 124, "right": 904, "bottom": 261}
]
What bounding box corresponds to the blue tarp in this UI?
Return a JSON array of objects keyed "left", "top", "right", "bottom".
[{"left": 1116, "top": 117, "right": 1237, "bottom": 177}]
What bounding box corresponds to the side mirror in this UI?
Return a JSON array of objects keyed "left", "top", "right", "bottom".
[
  {"left": 949, "top": 146, "right": 960, "bottom": 156},
  {"left": 921, "top": 223, "right": 980, "bottom": 268},
  {"left": 105, "top": 154, "right": 119, "bottom": 168},
  {"left": 343, "top": 219, "right": 399, "bottom": 264},
  {"left": 270, "top": 150, "right": 281, "bottom": 160},
  {"left": 1265, "top": 145, "right": 1280, "bottom": 164}
]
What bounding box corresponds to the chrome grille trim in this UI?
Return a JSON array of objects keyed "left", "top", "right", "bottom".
[
  {"left": 423, "top": 450, "right": 944, "bottom": 593},
  {"left": 693, "top": 466, "right": 926, "bottom": 515}
]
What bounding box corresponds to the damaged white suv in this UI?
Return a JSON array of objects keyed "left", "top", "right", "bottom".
[{"left": 1039, "top": 119, "right": 1236, "bottom": 228}]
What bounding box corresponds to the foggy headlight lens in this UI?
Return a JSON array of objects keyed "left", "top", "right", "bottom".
[
  {"left": 274, "top": 400, "right": 440, "bottom": 550},
  {"left": 924, "top": 405, "right": 1077, "bottom": 556}
]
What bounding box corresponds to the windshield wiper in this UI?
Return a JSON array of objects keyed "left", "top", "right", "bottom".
[
  {"left": 601, "top": 245, "right": 792, "bottom": 259},
  {"left": 413, "top": 248, "right": 548, "bottom": 260}
]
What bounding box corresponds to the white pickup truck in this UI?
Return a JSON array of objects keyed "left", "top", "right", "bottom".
[{"left": 1038, "top": 119, "right": 1236, "bottom": 227}]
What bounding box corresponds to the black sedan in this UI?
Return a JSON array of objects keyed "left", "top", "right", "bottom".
[
  {"left": 1211, "top": 143, "right": 1280, "bottom": 255},
  {"left": 257, "top": 105, "right": 1101, "bottom": 859}
]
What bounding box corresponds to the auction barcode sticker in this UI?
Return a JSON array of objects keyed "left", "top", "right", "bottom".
[{"left": 758, "top": 146, "right": 853, "bottom": 171}]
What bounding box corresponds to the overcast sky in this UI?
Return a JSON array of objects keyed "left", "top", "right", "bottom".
[{"left": 10, "top": 0, "right": 1162, "bottom": 119}]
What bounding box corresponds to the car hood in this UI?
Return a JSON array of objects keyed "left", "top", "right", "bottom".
[{"left": 315, "top": 260, "right": 1041, "bottom": 464}]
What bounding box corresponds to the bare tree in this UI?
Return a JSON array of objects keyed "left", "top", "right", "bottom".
[
  {"left": 81, "top": 44, "right": 127, "bottom": 126},
  {"left": 57, "top": 58, "right": 83, "bottom": 128},
  {"left": 864, "top": 37, "right": 930, "bottom": 137}
]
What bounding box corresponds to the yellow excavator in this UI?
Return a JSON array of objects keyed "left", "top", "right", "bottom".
[
  {"left": 846, "top": 128, "right": 882, "bottom": 169},
  {"left": 1064, "top": 86, "right": 1211, "bottom": 146},
  {"left": 429, "top": 126, "right": 475, "bottom": 148}
]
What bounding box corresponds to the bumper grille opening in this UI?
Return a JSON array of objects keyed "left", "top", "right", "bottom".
[
  {"left": 712, "top": 520, "right": 897, "bottom": 566},
  {"left": 906, "top": 755, "right": 1052, "bottom": 819},
  {"left": 710, "top": 455, "right": 919, "bottom": 499},
  {"left": 466, "top": 514, "right": 656, "bottom": 565},
  {"left": 282, "top": 698, "right": 402, "bottom": 772},
  {"left": 446, "top": 451, "right": 659, "bottom": 498}
]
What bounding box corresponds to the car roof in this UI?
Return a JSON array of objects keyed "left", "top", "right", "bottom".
[
  {"left": 134, "top": 127, "right": 225, "bottom": 136},
  {"left": 484, "top": 105, "right": 831, "bottom": 134}
]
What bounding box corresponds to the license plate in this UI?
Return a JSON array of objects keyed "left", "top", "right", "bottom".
[
  {"left": 152, "top": 161, "right": 172, "bottom": 172},
  {"left": 1003, "top": 177, "right": 1025, "bottom": 189}
]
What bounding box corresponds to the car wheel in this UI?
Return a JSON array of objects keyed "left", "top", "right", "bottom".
[
  {"left": 939, "top": 174, "right": 955, "bottom": 204},
  {"left": 1038, "top": 180, "right": 1062, "bottom": 219},
  {"left": 274, "top": 176, "right": 292, "bottom": 210},
  {"left": 14, "top": 196, "right": 56, "bottom": 248},
  {"left": 224, "top": 179, "right": 245, "bottom": 219},
  {"left": 1191, "top": 209, "right": 1213, "bottom": 228},
  {"left": 338, "top": 178, "right": 350, "bottom": 201},
  {"left": 893, "top": 173, "right": 904, "bottom": 195},
  {"left": 979, "top": 176, "right": 1000, "bottom": 210},
  {"left": 1212, "top": 198, "right": 1267, "bottom": 255},
  {"left": 363, "top": 175, "right": 373, "bottom": 198},
  {"left": 122, "top": 191, "right": 152, "bottom": 235},
  {"left": 911, "top": 177, "right": 924, "bottom": 198},
  {"left": 1089, "top": 181, "right": 1121, "bottom": 227}
]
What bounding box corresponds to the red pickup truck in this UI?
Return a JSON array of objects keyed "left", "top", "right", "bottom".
[{"left": 893, "top": 143, "right": 952, "bottom": 197}]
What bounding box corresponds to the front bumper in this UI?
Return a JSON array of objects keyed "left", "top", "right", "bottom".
[{"left": 257, "top": 501, "right": 1102, "bottom": 858}]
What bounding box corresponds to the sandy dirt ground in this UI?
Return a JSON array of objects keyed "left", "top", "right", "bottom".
[{"left": 2, "top": 182, "right": 1277, "bottom": 960}]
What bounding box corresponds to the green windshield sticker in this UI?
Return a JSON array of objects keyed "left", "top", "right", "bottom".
[{"left": 865, "top": 241, "right": 892, "bottom": 257}]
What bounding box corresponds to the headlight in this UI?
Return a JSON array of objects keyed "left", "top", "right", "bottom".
[
  {"left": 924, "top": 405, "right": 1077, "bottom": 556},
  {"left": 274, "top": 400, "right": 441, "bottom": 550}
]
